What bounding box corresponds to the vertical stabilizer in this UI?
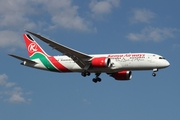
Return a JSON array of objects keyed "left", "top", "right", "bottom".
[{"left": 23, "top": 34, "right": 50, "bottom": 60}]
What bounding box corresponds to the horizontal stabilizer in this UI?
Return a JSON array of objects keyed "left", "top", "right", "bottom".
[{"left": 8, "top": 54, "right": 37, "bottom": 64}]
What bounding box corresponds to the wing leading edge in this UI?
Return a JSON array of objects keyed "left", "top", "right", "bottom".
[{"left": 26, "top": 31, "right": 92, "bottom": 69}]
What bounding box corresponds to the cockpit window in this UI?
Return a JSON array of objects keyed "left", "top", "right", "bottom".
[{"left": 159, "top": 57, "right": 165, "bottom": 59}]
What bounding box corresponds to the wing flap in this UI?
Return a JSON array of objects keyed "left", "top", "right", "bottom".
[{"left": 26, "top": 31, "right": 92, "bottom": 69}]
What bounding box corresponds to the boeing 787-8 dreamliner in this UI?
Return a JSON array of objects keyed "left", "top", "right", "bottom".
[{"left": 9, "top": 31, "right": 170, "bottom": 83}]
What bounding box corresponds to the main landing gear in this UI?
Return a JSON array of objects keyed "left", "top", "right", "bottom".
[
  {"left": 81, "top": 72, "right": 102, "bottom": 83},
  {"left": 81, "top": 71, "right": 90, "bottom": 77},
  {"left": 152, "top": 68, "right": 158, "bottom": 77},
  {"left": 92, "top": 73, "right": 101, "bottom": 83}
]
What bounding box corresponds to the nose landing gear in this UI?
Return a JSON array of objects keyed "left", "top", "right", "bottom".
[{"left": 152, "top": 68, "right": 158, "bottom": 77}]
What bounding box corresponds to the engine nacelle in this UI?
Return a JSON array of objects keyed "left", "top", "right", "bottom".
[
  {"left": 111, "top": 71, "right": 132, "bottom": 80},
  {"left": 91, "top": 57, "right": 111, "bottom": 67}
]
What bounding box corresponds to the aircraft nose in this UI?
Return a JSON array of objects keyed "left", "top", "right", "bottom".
[{"left": 165, "top": 60, "right": 170, "bottom": 67}]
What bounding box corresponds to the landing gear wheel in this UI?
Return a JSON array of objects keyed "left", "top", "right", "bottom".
[
  {"left": 92, "top": 78, "right": 98, "bottom": 83},
  {"left": 97, "top": 78, "right": 101, "bottom": 82},
  {"left": 92, "top": 73, "right": 102, "bottom": 83},
  {"left": 92, "top": 77, "right": 102, "bottom": 83},
  {"left": 152, "top": 72, "right": 156, "bottom": 77},
  {"left": 81, "top": 72, "right": 86, "bottom": 77},
  {"left": 81, "top": 71, "right": 91, "bottom": 77},
  {"left": 87, "top": 72, "right": 90, "bottom": 76}
]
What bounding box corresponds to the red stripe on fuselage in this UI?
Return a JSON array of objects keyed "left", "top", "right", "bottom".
[{"left": 48, "top": 56, "right": 71, "bottom": 72}]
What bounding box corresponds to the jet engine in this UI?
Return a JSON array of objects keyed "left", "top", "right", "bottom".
[
  {"left": 91, "top": 57, "right": 111, "bottom": 67},
  {"left": 110, "top": 71, "right": 132, "bottom": 80}
]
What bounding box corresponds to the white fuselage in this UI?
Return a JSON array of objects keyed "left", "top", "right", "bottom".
[{"left": 30, "top": 53, "right": 170, "bottom": 73}]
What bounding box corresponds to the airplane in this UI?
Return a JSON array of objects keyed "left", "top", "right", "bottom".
[{"left": 9, "top": 31, "right": 170, "bottom": 83}]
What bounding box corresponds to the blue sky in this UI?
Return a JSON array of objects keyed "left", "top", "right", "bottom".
[{"left": 0, "top": 0, "right": 180, "bottom": 120}]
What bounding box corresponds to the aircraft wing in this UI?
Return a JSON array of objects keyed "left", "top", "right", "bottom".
[
  {"left": 26, "top": 31, "right": 92, "bottom": 69},
  {"left": 8, "top": 54, "right": 37, "bottom": 64}
]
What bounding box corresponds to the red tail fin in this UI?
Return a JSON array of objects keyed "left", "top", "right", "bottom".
[{"left": 23, "top": 34, "right": 49, "bottom": 59}]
